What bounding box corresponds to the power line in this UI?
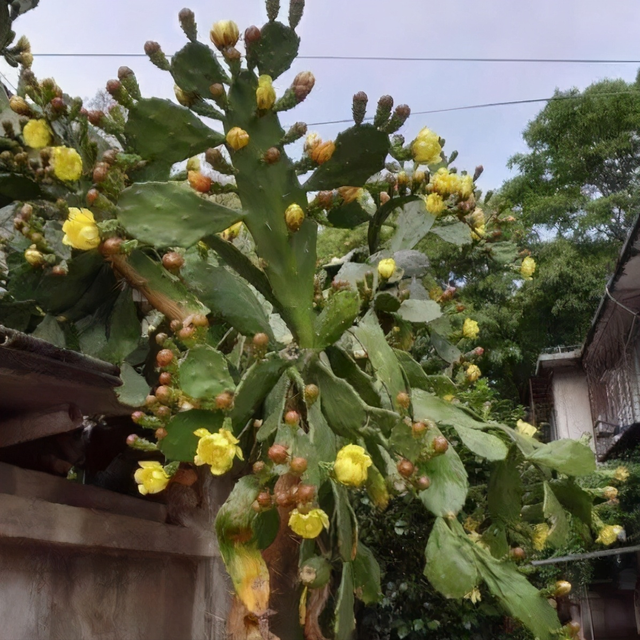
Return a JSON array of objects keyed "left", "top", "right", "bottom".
[
  {"left": 29, "top": 53, "right": 640, "bottom": 64},
  {"left": 306, "top": 91, "right": 639, "bottom": 127}
]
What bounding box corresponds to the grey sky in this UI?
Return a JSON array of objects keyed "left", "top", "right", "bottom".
[{"left": 3, "top": 0, "right": 640, "bottom": 190}]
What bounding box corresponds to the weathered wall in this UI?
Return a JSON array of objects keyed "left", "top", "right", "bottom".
[{"left": 552, "top": 369, "right": 595, "bottom": 449}]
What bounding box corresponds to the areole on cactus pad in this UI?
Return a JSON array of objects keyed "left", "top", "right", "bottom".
[{"left": 0, "top": 1, "right": 605, "bottom": 639}]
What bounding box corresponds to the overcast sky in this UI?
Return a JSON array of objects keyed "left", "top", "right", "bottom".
[{"left": 3, "top": 0, "right": 640, "bottom": 190}]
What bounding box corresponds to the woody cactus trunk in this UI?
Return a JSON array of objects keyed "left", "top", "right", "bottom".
[{"left": 0, "top": 2, "right": 605, "bottom": 640}]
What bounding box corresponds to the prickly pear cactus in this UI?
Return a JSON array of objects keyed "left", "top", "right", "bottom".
[{"left": 0, "top": 2, "right": 602, "bottom": 640}]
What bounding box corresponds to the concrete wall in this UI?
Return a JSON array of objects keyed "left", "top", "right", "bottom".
[{"left": 551, "top": 369, "right": 595, "bottom": 449}]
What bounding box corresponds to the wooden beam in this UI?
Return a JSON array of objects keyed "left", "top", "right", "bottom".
[
  {"left": 0, "top": 493, "right": 219, "bottom": 558},
  {"left": 0, "top": 404, "right": 83, "bottom": 447},
  {"left": 0, "top": 462, "right": 168, "bottom": 524}
]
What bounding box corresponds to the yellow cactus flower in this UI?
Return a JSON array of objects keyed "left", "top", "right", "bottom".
[
  {"left": 532, "top": 523, "right": 549, "bottom": 550},
  {"left": 194, "top": 427, "right": 243, "bottom": 475},
  {"left": 603, "top": 486, "right": 618, "bottom": 501},
  {"left": 221, "top": 221, "right": 243, "bottom": 241},
  {"left": 471, "top": 224, "right": 485, "bottom": 241},
  {"left": 596, "top": 524, "right": 623, "bottom": 546},
  {"left": 24, "top": 244, "right": 44, "bottom": 266},
  {"left": 614, "top": 466, "right": 630, "bottom": 483},
  {"left": 462, "top": 318, "right": 479, "bottom": 340},
  {"left": 431, "top": 168, "right": 461, "bottom": 196},
  {"left": 62, "top": 208, "right": 100, "bottom": 250},
  {"left": 466, "top": 364, "right": 481, "bottom": 383},
  {"left": 134, "top": 461, "right": 170, "bottom": 495},
  {"left": 256, "top": 75, "right": 276, "bottom": 110},
  {"left": 210, "top": 20, "right": 239, "bottom": 50},
  {"left": 304, "top": 132, "right": 321, "bottom": 153},
  {"left": 51, "top": 146, "right": 83, "bottom": 181},
  {"left": 411, "top": 127, "right": 442, "bottom": 165},
  {"left": 521, "top": 256, "right": 536, "bottom": 280},
  {"left": 464, "top": 515, "right": 481, "bottom": 533},
  {"left": 425, "top": 193, "right": 446, "bottom": 216},
  {"left": 463, "top": 587, "right": 482, "bottom": 604},
  {"left": 23, "top": 118, "right": 52, "bottom": 149},
  {"left": 334, "top": 444, "right": 372, "bottom": 487},
  {"left": 226, "top": 127, "right": 250, "bottom": 150},
  {"left": 289, "top": 508, "right": 330, "bottom": 539},
  {"left": 309, "top": 140, "right": 335, "bottom": 165},
  {"left": 516, "top": 419, "right": 538, "bottom": 437},
  {"left": 378, "top": 258, "right": 396, "bottom": 280},
  {"left": 459, "top": 174, "right": 474, "bottom": 200}
]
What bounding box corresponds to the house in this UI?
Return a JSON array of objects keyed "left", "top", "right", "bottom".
[{"left": 0, "top": 325, "right": 230, "bottom": 640}]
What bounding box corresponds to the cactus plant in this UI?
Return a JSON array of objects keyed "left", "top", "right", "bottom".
[{"left": 0, "top": 2, "right": 605, "bottom": 639}]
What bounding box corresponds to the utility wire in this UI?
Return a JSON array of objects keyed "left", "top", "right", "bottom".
[{"left": 29, "top": 53, "right": 640, "bottom": 64}]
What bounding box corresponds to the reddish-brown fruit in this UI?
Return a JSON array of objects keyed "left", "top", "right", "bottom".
[
  {"left": 215, "top": 391, "right": 234, "bottom": 411},
  {"left": 155, "top": 427, "right": 168, "bottom": 440},
  {"left": 50, "top": 96, "right": 65, "bottom": 112},
  {"left": 178, "top": 325, "right": 196, "bottom": 341},
  {"left": 433, "top": 436, "right": 449, "bottom": 454},
  {"left": 51, "top": 265, "right": 67, "bottom": 276},
  {"left": 188, "top": 170, "right": 212, "bottom": 193},
  {"left": 412, "top": 421, "right": 427, "bottom": 437},
  {"left": 191, "top": 313, "right": 209, "bottom": 328},
  {"left": 474, "top": 347, "right": 485, "bottom": 357},
  {"left": 155, "top": 332, "right": 168, "bottom": 346},
  {"left": 297, "top": 484, "right": 316, "bottom": 503},
  {"left": 145, "top": 394, "right": 158, "bottom": 407},
  {"left": 252, "top": 332, "right": 270, "bottom": 348},
  {"left": 172, "top": 468, "right": 198, "bottom": 486},
  {"left": 87, "top": 110, "right": 104, "bottom": 126},
  {"left": 126, "top": 433, "right": 139, "bottom": 445},
  {"left": 290, "top": 457, "right": 308, "bottom": 475},
  {"left": 396, "top": 391, "right": 411, "bottom": 410},
  {"left": 244, "top": 25, "right": 261, "bottom": 44},
  {"left": 209, "top": 83, "right": 225, "bottom": 99},
  {"left": 257, "top": 491, "right": 272, "bottom": 508},
  {"left": 284, "top": 410, "right": 300, "bottom": 427},
  {"left": 304, "top": 384, "right": 319, "bottom": 404},
  {"left": 264, "top": 147, "right": 280, "bottom": 164},
  {"left": 275, "top": 492, "right": 290, "bottom": 508},
  {"left": 92, "top": 162, "right": 109, "bottom": 183},
  {"left": 252, "top": 461, "right": 266, "bottom": 474},
  {"left": 397, "top": 459, "right": 415, "bottom": 478},
  {"left": 106, "top": 79, "right": 121, "bottom": 97},
  {"left": 156, "top": 349, "right": 174, "bottom": 367},
  {"left": 316, "top": 190, "right": 334, "bottom": 209},
  {"left": 159, "top": 371, "right": 172, "bottom": 386},
  {"left": 155, "top": 385, "right": 173, "bottom": 404},
  {"left": 416, "top": 475, "right": 431, "bottom": 490},
  {"left": 131, "top": 412, "right": 145, "bottom": 425},
  {"left": 268, "top": 444, "right": 289, "bottom": 465},
  {"left": 510, "top": 547, "right": 526, "bottom": 561},
  {"left": 100, "top": 236, "right": 123, "bottom": 256},
  {"left": 162, "top": 251, "right": 184, "bottom": 271},
  {"left": 86, "top": 189, "right": 99, "bottom": 206},
  {"left": 456, "top": 304, "right": 466, "bottom": 313},
  {"left": 155, "top": 405, "right": 171, "bottom": 419},
  {"left": 169, "top": 320, "right": 182, "bottom": 333},
  {"left": 102, "top": 149, "right": 118, "bottom": 165}
]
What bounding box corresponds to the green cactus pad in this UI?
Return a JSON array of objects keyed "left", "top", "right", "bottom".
[
  {"left": 118, "top": 182, "right": 241, "bottom": 248},
  {"left": 326, "top": 200, "right": 370, "bottom": 228},
  {"left": 0, "top": 173, "right": 42, "bottom": 206},
  {"left": 125, "top": 98, "right": 224, "bottom": 165},
  {"left": 325, "top": 346, "right": 382, "bottom": 408},
  {"left": 159, "top": 409, "right": 224, "bottom": 462},
  {"left": 303, "top": 124, "right": 390, "bottom": 191},
  {"left": 313, "top": 289, "right": 360, "bottom": 348},
  {"left": 170, "top": 41, "right": 228, "bottom": 96},
  {"left": 249, "top": 21, "right": 299, "bottom": 79},
  {"left": 179, "top": 344, "right": 235, "bottom": 400}
]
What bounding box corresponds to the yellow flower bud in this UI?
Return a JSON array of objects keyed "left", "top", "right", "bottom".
[
  {"left": 465, "top": 364, "right": 481, "bottom": 383},
  {"left": 411, "top": 127, "right": 442, "bottom": 165},
  {"left": 462, "top": 318, "right": 479, "bottom": 339},
  {"left": 289, "top": 508, "right": 330, "bottom": 539},
  {"left": 595, "top": 524, "right": 624, "bottom": 546},
  {"left": 284, "top": 203, "right": 305, "bottom": 232},
  {"left": 603, "top": 486, "right": 618, "bottom": 501},
  {"left": 193, "top": 427, "right": 243, "bottom": 475},
  {"left": 210, "top": 20, "right": 239, "bottom": 50},
  {"left": 459, "top": 174, "right": 474, "bottom": 200},
  {"left": 62, "top": 208, "right": 100, "bottom": 250},
  {"left": 333, "top": 444, "right": 372, "bottom": 487},
  {"left": 516, "top": 419, "right": 538, "bottom": 437},
  {"left": 309, "top": 140, "right": 335, "bottom": 165},
  {"left": 51, "top": 146, "right": 83, "bottom": 181},
  {"left": 425, "top": 193, "right": 445, "bottom": 216},
  {"left": 521, "top": 256, "right": 536, "bottom": 280},
  {"left": 186, "top": 156, "right": 201, "bottom": 172},
  {"left": 614, "top": 466, "right": 630, "bottom": 482},
  {"left": 554, "top": 580, "right": 572, "bottom": 597},
  {"left": 337, "top": 186, "right": 363, "bottom": 204},
  {"left": 24, "top": 244, "right": 44, "bottom": 267},
  {"left": 471, "top": 223, "right": 485, "bottom": 241},
  {"left": 377, "top": 258, "right": 396, "bottom": 280},
  {"left": 20, "top": 51, "right": 33, "bottom": 68},
  {"left": 23, "top": 118, "right": 52, "bottom": 149},
  {"left": 256, "top": 75, "right": 276, "bottom": 110},
  {"left": 134, "top": 461, "right": 170, "bottom": 495},
  {"left": 10, "top": 96, "right": 30, "bottom": 116},
  {"left": 532, "top": 523, "right": 549, "bottom": 550},
  {"left": 226, "top": 127, "right": 250, "bottom": 151}
]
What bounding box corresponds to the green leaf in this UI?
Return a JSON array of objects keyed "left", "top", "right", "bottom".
[
  {"left": 549, "top": 478, "right": 592, "bottom": 526},
  {"left": 490, "top": 241, "right": 519, "bottom": 265},
  {"left": 179, "top": 344, "right": 235, "bottom": 400},
  {"left": 115, "top": 362, "right": 150, "bottom": 408},
  {"left": 353, "top": 542, "right": 382, "bottom": 604},
  {"left": 327, "top": 200, "right": 370, "bottom": 228},
  {"left": 411, "top": 389, "right": 491, "bottom": 430},
  {"left": 256, "top": 372, "right": 289, "bottom": 442},
  {"left": 430, "top": 330, "right": 461, "bottom": 364},
  {"left": 170, "top": 41, "right": 227, "bottom": 96},
  {"left": 254, "top": 508, "right": 280, "bottom": 550},
  {"left": 160, "top": 409, "right": 224, "bottom": 462},
  {"left": 326, "top": 346, "right": 382, "bottom": 408},
  {"left": 431, "top": 221, "right": 472, "bottom": 245},
  {"left": 352, "top": 312, "right": 405, "bottom": 409},
  {"left": 0, "top": 172, "right": 42, "bottom": 203},
  {"left": 450, "top": 425, "right": 508, "bottom": 461},
  {"left": 118, "top": 182, "right": 241, "bottom": 248},
  {"left": 334, "top": 562, "right": 356, "bottom": 640},
  {"left": 230, "top": 354, "right": 288, "bottom": 433},
  {"left": 307, "top": 400, "right": 338, "bottom": 465},
  {"left": 389, "top": 420, "right": 420, "bottom": 462},
  {"left": 389, "top": 199, "right": 436, "bottom": 252},
  {"left": 332, "top": 481, "right": 355, "bottom": 562},
  {"left": 393, "top": 350, "right": 459, "bottom": 397},
  {"left": 304, "top": 124, "right": 390, "bottom": 191},
  {"left": 397, "top": 299, "right": 442, "bottom": 324},
  {"left": 125, "top": 98, "right": 224, "bottom": 165},
  {"left": 543, "top": 481, "right": 569, "bottom": 548},
  {"left": 335, "top": 262, "right": 376, "bottom": 290},
  {"left": 526, "top": 439, "right": 596, "bottom": 476},
  {"left": 481, "top": 524, "right": 509, "bottom": 559},
  {"left": 102, "top": 288, "right": 140, "bottom": 363},
  {"left": 251, "top": 21, "right": 300, "bottom": 79},
  {"left": 373, "top": 292, "right": 401, "bottom": 314},
  {"left": 185, "top": 260, "right": 273, "bottom": 338},
  {"left": 32, "top": 314, "right": 65, "bottom": 348},
  {"left": 424, "top": 518, "right": 479, "bottom": 599},
  {"left": 488, "top": 454, "right": 522, "bottom": 524},
  {"left": 314, "top": 289, "right": 360, "bottom": 348}
]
